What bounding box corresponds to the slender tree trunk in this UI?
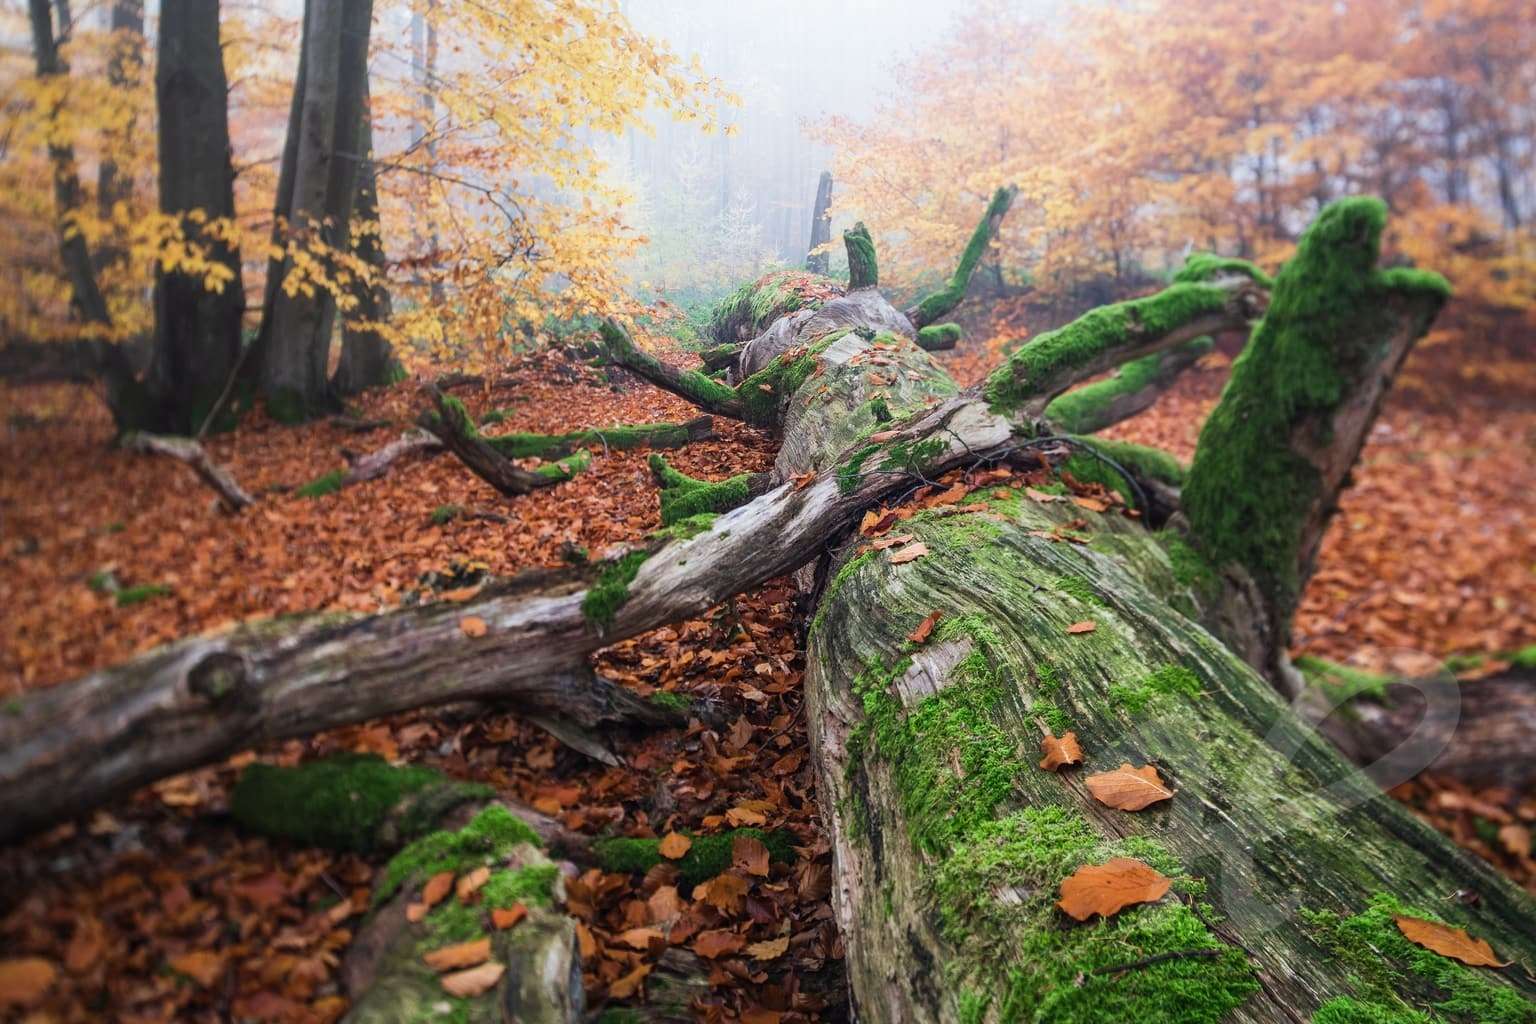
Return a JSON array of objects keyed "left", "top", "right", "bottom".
[
  {"left": 807, "top": 170, "right": 833, "bottom": 273},
  {"left": 95, "top": 0, "right": 143, "bottom": 281},
  {"left": 27, "top": 0, "right": 111, "bottom": 330},
  {"left": 152, "top": 0, "right": 245, "bottom": 434},
  {"left": 256, "top": 0, "right": 372, "bottom": 421}
]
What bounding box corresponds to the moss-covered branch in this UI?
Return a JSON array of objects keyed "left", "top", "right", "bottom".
[
  {"left": 916, "top": 322, "right": 963, "bottom": 351},
  {"left": 845, "top": 221, "right": 878, "bottom": 289},
  {"left": 1183, "top": 197, "right": 1450, "bottom": 673},
  {"left": 420, "top": 388, "right": 588, "bottom": 496},
  {"left": 982, "top": 266, "right": 1268, "bottom": 421},
  {"left": 1043, "top": 337, "right": 1213, "bottom": 434},
  {"left": 483, "top": 414, "right": 715, "bottom": 460},
  {"left": 598, "top": 320, "right": 747, "bottom": 418},
  {"left": 649, "top": 453, "right": 771, "bottom": 526},
  {"left": 905, "top": 185, "right": 1017, "bottom": 329}
]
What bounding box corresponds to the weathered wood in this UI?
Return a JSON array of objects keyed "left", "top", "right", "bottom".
[
  {"left": 122, "top": 431, "right": 254, "bottom": 512},
  {"left": 806, "top": 170, "right": 834, "bottom": 274}
]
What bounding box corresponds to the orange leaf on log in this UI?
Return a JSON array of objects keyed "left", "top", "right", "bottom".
[
  {"left": 1394, "top": 916, "right": 1510, "bottom": 967},
  {"left": 459, "top": 615, "right": 488, "bottom": 638},
  {"left": 491, "top": 904, "right": 528, "bottom": 930},
  {"left": 440, "top": 960, "right": 504, "bottom": 997},
  {"left": 907, "top": 611, "right": 943, "bottom": 645},
  {"left": 1085, "top": 763, "right": 1174, "bottom": 810},
  {"left": 421, "top": 871, "right": 455, "bottom": 909},
  {"left": 658, "top": 831, "right": 692, "bottom": 859},
  {"left": 423, "top": 938, "right": 492, "bottom": 972},
  {"left": 1065, "top": 620, "right": 1096, "bottom": 634},
  {"left": 732, "top": 835, "right": 771, "bottom": 877},
  {"left": 1038, "top": 731, "right": 1083, "bottom": 771},
  {"left": 1056, "top": 858, "right": 1171, "bottom": 921}
]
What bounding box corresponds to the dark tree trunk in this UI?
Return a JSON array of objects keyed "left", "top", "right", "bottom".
[
  {"left": 806, "top": 170, "right": 833, "bottom": 274},
  {"left": 95, "top": 0, "right": 143, "bottom": 282},
  {"left": 332, "top": 80, "right": 401, "bottom": 395},
  {"left": 151, "top": 0, "right": 245, "bottom": 435}
]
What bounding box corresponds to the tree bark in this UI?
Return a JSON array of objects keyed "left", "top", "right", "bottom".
[
  {"left": 807, "top": 170, "right": 833, "bottom": 274},
  {"left": 121, "top": 431, "right": 254, "bottom": 512},
  {"left": 332, "top": 80, "right": 402, "bottom": 396},
  {"left": 256, "top": 0, "right": 373, "bottom": 421},
  {"left": 152, "top": 0, "right": 245, "bottom": 435}
]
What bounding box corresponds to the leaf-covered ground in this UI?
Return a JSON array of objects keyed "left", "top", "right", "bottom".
[{"left": 1, "top": 334, "right": 1532, "bottom": 1020}]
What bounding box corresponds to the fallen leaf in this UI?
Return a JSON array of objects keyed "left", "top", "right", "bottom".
[
  {"left": 439, "top": 586, "right": 480, "bottom": 602},
  {"left": 694, "top": 928, "right": 747, "bottom": 959},
  {"left": 440, "top": 960, "right": 505, "bottom": 997},
  {"left": 726, "top": 805, "right": 767, "bottom": 827},
  {"left": 733, "top": 835, "right": 771, "bottom": 877},
  {"left": 608, "top": 962, "right": 651, "bottom": 999},
  {"left": 459, "top": 615, "right": 488, "bottom": 638},
  {"left": 907, "top": 611, "right": 943, "bottom": 645},
  {"left": 457, "top": 866, "right": 491, "bottom": 903},
  {"left": 868, "top": 430, "right": 900, "bottom": 442},
  {"left": 1085, "top": 763, "right": 1174, "bottom": 810},
  {"left": 745, "top": 935, "right": 790, "bottom": 960},
  {"left": 1072, "top": 496, "right": 1109, "bottom": 513},
  {"left": 889, "top": 541, "right": 930, "bottom": 565},
  {"left": 492, "top": 904, "right": 528, "bottom": 930},
  {"left": 870, "top": 532, "right": 915, "bottom": 550},
  {"left": 617, "top": 927, "right": 665, "bottom": 950},
  {"left": 1497, "top": 824, "right": 1530, "bottom": 858},
  {"left": 699, "top": 872, "right": 750, "bottom": 913},
  {"left": 1394, "top": 916, "right": 1510, "bottom": 967},
  {"left": 1066, "top": 620, "right": 1097, "bottom": 635},
  {"left": 422, "top": 871, "right": 454, "bottom": 910},
  {"left": 64, "top": 916, "right": 103, "bottom": 973},
  {"left": 1057, "top": 858, "right": 1172, "bottom": 921},
  {"left": 168, "top": 950, "right": 224, "bottom": 988},
  {"left": 791, "top": 470, "right": 816, "bottom": 490},
  {"left": 407, "top": 902, "right": 429, "bottom": 922},
  {"left": 1025, "top": 487, "right": 1064, "bottom": 503},
  {"left": 742, "top": 1010, "right": 783, "bottom": 1024},
  {"left": 657, "top": 831, "right": 692, "bottom": 859},
  {"left": 648, "top": 886, "right": 682, "bottom": 924},
  {"left": 1038, "top": 731, "right": 1084, "bottom": 772},
  {"left": 423, "top": 938, "right": 492, "bottom": 972},
  {"left": 0, "top": 958, "right": 57, "bottom": 1008}
]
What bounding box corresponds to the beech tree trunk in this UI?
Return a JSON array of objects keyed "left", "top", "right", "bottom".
[
  {"left": 807, "top": 171, "right": 833, "bottom": 274},
  {"left": 256, "top": 0, "right": 373, "bottom": 421},
  {"left": 152, "top": 0, "right": 245, "bottom": 434},
  {"left": 4, "top": 196, "right": 1534, "bottom": 1022}
]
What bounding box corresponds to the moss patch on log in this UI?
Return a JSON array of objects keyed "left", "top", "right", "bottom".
[
  {"left": 648, "top": 454, "right": 754, "bottom": 526},
  {"left": 295, "top": 468, "right": 345, "bottom": 498},
  {"left": 909, "top": 186, "right": 1014, "bottom": 325},
  {"left": 484, "top": 421, "right": 698, "bottom": 460},
  {"left": 115, "top": 582, "right": 173, "bottom": 606},
  {"left": 844, "top": 222, "right": 878, "bottom": 288},
  {"left": 1173, "top": 253, "right": 1274, "bottom": 287},
  {"left": 1059, "top": 436, "right": 1185, "bottom": 508},
  {"left": 377, "top": 804, "right": 542, "bottom": 904},
  {"left": 591, "top": 828, "right": 794, "bottom": 886},
  {"left": 581, "top": 549, "right": 651, "bottom": 628},
  {"left": 1295, "top": 656, "right": 1392, "bottom": 703},
  {"left": 421, "top": 864, "right": 559, "bottom": 943},
  {"left": 232, "top": 754, "right": 492, "bottom": 853},
  {"left": 707, "top": 268, "right": 834, "bottom": 343},
  {"left": 1045, "top": 337, "right": 1212, "bottom": 433},
  {"left": 916, "top": 322, "right": 963, "bottom": 350},
  {"left": 1301, "top": 892, "right": 1535, "bottom": 1023}
]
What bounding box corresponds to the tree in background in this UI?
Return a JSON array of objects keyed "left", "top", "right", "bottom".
[{"left": 816, "top": 0, "right": 1536, "bottom": 338}]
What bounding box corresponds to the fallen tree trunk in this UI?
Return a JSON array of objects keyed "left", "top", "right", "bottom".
[
  {"left": 121, "top": 431, "right": 254, "bottom": 512},
  {"left": 4, "top": 196, "right": 1534, "bottom": 1022}
]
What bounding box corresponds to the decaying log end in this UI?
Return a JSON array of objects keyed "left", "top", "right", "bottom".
[{"left": 844, "top": 222, "right": 878, "bottom": 290}]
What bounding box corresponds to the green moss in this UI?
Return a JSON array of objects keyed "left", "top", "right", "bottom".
[
  {"left": 837, "top": 444, "right": 881, "bottom": 494},
  {"left": 932, "top": 807, "right": 1256, "bottom": 1024},
  {"left": 231, "top": 755, "right": 491, "bottom": 853},
  {"left": 844, "top": 222, "right": 878, "bottom": 288},
  {"left": 1312, "top": 997, "right": 1434, "bottom": 1023},
  {"left": 430, "top": 504, "right": 462, "bottom": 526},
  {"left": 1054, "top": 574, "right": 1105, "bottom": 607},
  {"left": 1109, "top": 664, "right": 1203, "bottom": 715},
  {"left": 984, "top": 283, "right": 1233, "bottom": 414},
  {"left": 264, "top": 387, "right": 312, "bottom": 426},
  {"left": 115, "top": 582, "right": 171, "bottom": 606},
  {"left": 478, "top": 407, "right": 512, "bottom": 426},
  {"left": 886, "top": 436, "right": 948, "bottom": 479},
  {"left": 910, "top": 186, "right": 1014, "bottom": 325},
  {"left": 1045, "top": 337, "right": 1213, "bottom": 433},
  {"left": 295, "top": 469, "right": 345, "bottom": 498},
  {"left": 485, "top": 421, "right": 695, "bottom": 460},
  {"left": 377, "top": 805, "right": 542, "bottom": 904},
  {"left": 1161, "top": 534, "right": 1218, "bottom": 590},
  {"left": 1295, "top": 656, "right": 1392, "bottom": 703},
  {"left": 1184, "top": 198, "right": 1450, "bottom": 620},
  {"left": 1507, "top": 645, "right": 1536, "bottom": 670},
  {"left": 648, "top": 454, "right": 754, "bottom": 525},
  {"left": 1057, "top": 436, "right": 1184, "bottom": 509},
  {"left": 647, "top": 690, "right": 692, "bottom": 713},
  {"left": 650, "top": 512, "right": 717, "bottom": 542},
  {"left": 533, "top": 448, "right": 590, "bottom": 481},
  {"left": 809, "top": 549, "right": 876, "bottom": 639},
  {"left": 591, "top": 828, "right": 793, "bottom": 886},
  {"left": 581, "top": 549, "right": 650, "bottom": 627},
  {"left": 917, "top": 322, "right": 964, "bottom": 350},
  {"left": 1302, "top": 893, "right": 1534, "bottom": 1023},
  {"left": 706, "top": 269, "right": 833, "bottom": 343},
  {"left": 422, "top": 863, "right": 559, "bottom": 943},
  {"left": 1173, "top": 252, "right": 1274, "bottom": 287}
]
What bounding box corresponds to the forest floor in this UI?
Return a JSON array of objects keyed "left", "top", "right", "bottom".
[{"left": 1, "top": 327, "right": 1533, "bottom": 1022}]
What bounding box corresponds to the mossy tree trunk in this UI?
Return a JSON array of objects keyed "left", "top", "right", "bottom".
[{"left": 4, "top": 196, "right": 1533, "bottom": 1022}]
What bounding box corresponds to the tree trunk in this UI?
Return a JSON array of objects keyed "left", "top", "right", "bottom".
[
  {"left": 807, "top": 171, "right": 833, "bottom": 274},
  {"left": 256, "top": 0, "right": 373, "bottom": 421},
  {"left": 332, "top": 80, "right": 402, "bottom": 396},
  {"left": 95, "top": 0, "right": 143, "bottom": 277},
  {"left": 5, "top": 197, "right": 1534, "bottom": 1021},
  {"left": 27, "top": 0, "right": 111, "bottom": 330},
  {"left": 152, "top": 0, "right": 245, "bottom": 435}
]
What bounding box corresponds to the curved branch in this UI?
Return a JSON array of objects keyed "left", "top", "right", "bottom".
[
  {"left": 981, "top": 270, "right": 1269, "bottom": 421},
  {"left": 1043, "top": 336, "right": 1212, "bottom": 433},
  {"left": 597, "top": 320, "right": 746, "bottom": 419},
  {"left": 122, "top": 432, "right": 254, "bottom": 512},
  {"left": 905, "top": 185, "right": 1017, "bottom": 329},
  {"left": 419, "top": 386, "right": 587, "bottom": 495}
]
